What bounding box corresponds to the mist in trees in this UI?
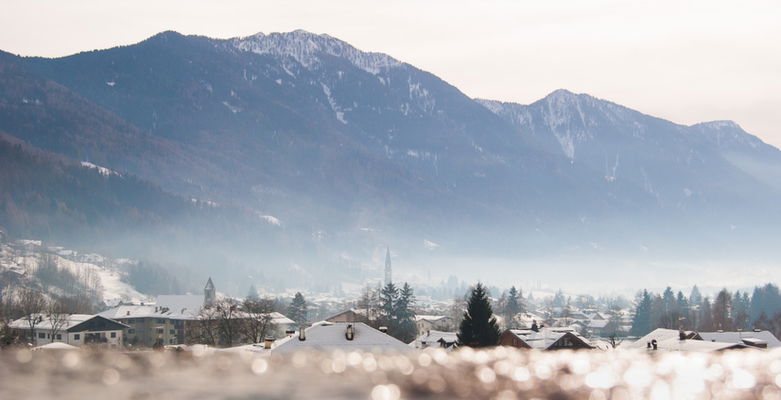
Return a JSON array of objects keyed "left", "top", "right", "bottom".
[{"left": 629, "top": 283, "right": 781, "bottom": 338}]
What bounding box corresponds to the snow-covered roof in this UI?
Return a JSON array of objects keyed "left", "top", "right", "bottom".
[
  {"left": 155, "top": 295, "right": 204, "bottom": 316},
  {"left": 626, "top": 329, "right": 700, "bottom": 349},
  {"left": 98, "top": 305, "right": 294, "bottom": 324},
  {"left": 648, "top": 338, "right": 746, "bottom": 352},
  {"left": 698, "top": 331, "right": 781, "bottom": 348},
  {"left": 98, "top": 305, "right": 178, "bottom": 320},
  {"left": 265, "top": 312, "right": 295, "bottom": 325},
  {"left": 586, "top": 319, "right": 609, "bottom": 329},
  {"left": 9, "top": 314, "right": 93, "bottom": 331},
  {"left": 415, "top": 315, "right": 449, "bottom": 322},
  {"left": 507, "top": 327, "right": 593, "bottom": 350},
  {"left": 270, "top": 322, "right": 410, "bottom": 354}
]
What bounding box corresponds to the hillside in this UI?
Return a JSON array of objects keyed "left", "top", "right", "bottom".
[{"left": 0, "top": 30, "right": 779, "bottom": 290}]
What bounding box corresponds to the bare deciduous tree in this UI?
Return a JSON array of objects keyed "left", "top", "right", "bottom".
[
  {"left": 18, "top": 288, "right": 47, "bottom": 344},
  {"left": 188, "top": 305, "right": 220, "bottom": 345},
  {"left": 46, "top": 299, "right": 69, "bottom": 343},
  {"left": 215, "top": 299, "right": 241, "bottom": 346},
  {"left": 241, "top": 297, "right": 276, "bottom": 343}
]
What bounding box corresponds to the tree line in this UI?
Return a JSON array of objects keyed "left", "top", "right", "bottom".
[{"left": 630, "top": 283, "right": 781, "bottom": 337}]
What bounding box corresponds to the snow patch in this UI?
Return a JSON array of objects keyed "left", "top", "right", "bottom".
[
  {"left": 80, "top": 161, "right": 119, "bottom": 177},
  {"left": 222, "top": 101, "right": 242, "bottom": 114},
  {"left": 232, "top": 30, "right": 402, "bottom": 75}
]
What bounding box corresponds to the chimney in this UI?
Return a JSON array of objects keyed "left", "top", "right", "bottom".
[
  {"left": 678, "top": 330, "right": 686, "bottom": 341},
  {"left": 651, "top": 339, "right": 657, "bottom": 350},
  {"left": 379, "top": 326, "right": 388, "bottom": 334},
  {"left": 646, "top": 342, "right": 651, "bottom": 349},
  {"left": 299, "top": 327, "right": 306, "bottom": 341},
  {"left": 126, "top": 311, "right": 130, "bottom": 316},
  {"left": 285, "top": 329, "right": 295, "bottom": 337},
  {"left": 346, "top": 324, "right": 355, "bottom": 341},
  {"left": 264, "top": 337, "right": 274, "bottom": 349}
]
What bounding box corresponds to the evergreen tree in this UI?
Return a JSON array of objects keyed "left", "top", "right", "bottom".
[
  {"left": 394, "top": 283, "right": 418, "bottom": 343},
  {"left": 287, "top": 292, "right": 308, "bottom": 327},
  {"left": 660, "top": 287, "right": 675, "bottom": 329},
  {"left": 630, "top": 290, "right": 653, "bottom": 336},
  {"left": 712, "top": 288, "right": 733, "bottom": 331},
  {"left": 698, "top": 297, "right": 714, "bottom": 331},
  {"left": 733, "top": 291, "right": 750, "bottom": 330},
  {"left": 379, "top": 282, "right": 399, "bottom": 330},
  {"left": 247, "top": 285, "right": 259, "bottom": 301},
  {"left": 457, "top": 283, "right": 500, "bottom": 347},
  {"left": 675, "top": 291, "right": 689, "bottom": 329},
  {"left": 503, "top": 286, "right": 522, "bottom": 329}
]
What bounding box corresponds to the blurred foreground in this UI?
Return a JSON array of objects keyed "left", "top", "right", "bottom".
[{"left": 1, "top": 347, "right": 781, "bottom": 399}]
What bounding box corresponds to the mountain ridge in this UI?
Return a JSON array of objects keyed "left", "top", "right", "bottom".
[{"left": 1, "top": 30, "right": 780, "bottom": 290}]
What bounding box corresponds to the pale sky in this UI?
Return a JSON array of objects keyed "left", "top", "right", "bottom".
[{"left": 2, "top": 0, "right": 780, "bottom": 148}]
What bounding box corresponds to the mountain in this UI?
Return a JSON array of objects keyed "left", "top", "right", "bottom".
[{"left": 1, "top": 30, "right": 780, "bottom": 290}]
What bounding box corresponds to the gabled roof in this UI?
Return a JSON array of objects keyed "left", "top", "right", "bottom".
[
  {"left": 325, "top": 309, "right": 368, "bottom": 322},
  {"left": 10, "top": 314, "right": 92, "bottom": 331},
  {"left": 415, "top": 315, "right": 449, "bottom": 322},
  {"left": 155, "top": 295, "right": 204, "bottom": 316},
  {"left": 98, "top": 305, "right": 174, "bottom": 320},
  {"left": 271, "top": 322, "right": 409, "bottom": 354},
  {"left": 505, "top": 327, "right": 594, "bottom": 350},
  {"left": 67, "top": 315, "right": 129, "bottom": 332},
  {"left": 698, "top": 331, "right": 781, "bottom": 348}
]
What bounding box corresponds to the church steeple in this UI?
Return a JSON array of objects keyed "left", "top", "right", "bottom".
[
  {"left": 204, "top": 277, "right": 216, "bottom": 307},
  {"left": 384, "top": 247, "right": 392, "bottom": 285}
]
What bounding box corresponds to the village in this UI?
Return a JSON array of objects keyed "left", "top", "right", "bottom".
[{"left": 4, "top": 272, "right": 779, "bottom": 354}]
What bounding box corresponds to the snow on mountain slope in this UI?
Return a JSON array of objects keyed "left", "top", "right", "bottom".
[
  {"left": 231, "top": 30, "right": 402, "bottom": 75},
  {"left": 0, "top": 237, "right": 149, "bottom": 306}
]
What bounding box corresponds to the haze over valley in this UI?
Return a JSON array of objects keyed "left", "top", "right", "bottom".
[{"left": 1, "top": 30, "right": 780, "bottom": 295}]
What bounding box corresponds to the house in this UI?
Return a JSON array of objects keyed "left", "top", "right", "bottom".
[
  {"left": 415, "top": 315, "right": 453, "bottom": 333},
  {"left": 10, "top": 314, "right": 128, "bottom": 347},
  {"left": 98, "top": 305, "right": 185, "bottom": 347},
  {"left": 326, "top": 309, "right": 370, "bottom": 323},
  {"left": 499, "top": 327, "right": 595, "bottom": 350},
  {"left": 100, "top": 301, "right": 295, "bottom": 347},
  {"left": 409, "top": 330, "right": 458, "bottom": 350},
  {"left": 698, "top": 330, "right": 781, "bottom": 349},
  {"left": 269, "top": 322, "right": 410, "bottom": 354}
]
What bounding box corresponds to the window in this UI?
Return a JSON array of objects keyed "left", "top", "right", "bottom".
[
  {"left": 170, "top": 329, "right": 175, "bottom": 335},
  {"left": 156, "top": 328, "right": 164, "bottom": 334},
  {"left": 128, "top": 329, "right": 135, "bottom": 334},
  {"left": 38, "top": 333, "right": 46, "bottom": 339},
  {"left": 55, "top": 334, "right": 62, "bottom": 340},
  {"left": 156, "top": 319, "right": 165, "bottom": 324},
  {"left": 169, "top": 339, "right": 174, "bottom": 344},
  {"left": 110, "top": 332, "right": 116, "bottom": 338},
  {"left": 74, "top": 334, "right": 80, "bottom": 340}
]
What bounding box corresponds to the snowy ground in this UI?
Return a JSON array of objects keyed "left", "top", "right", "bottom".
[
  {"left": 1, "top": 347, "right": 779, "bottom": 399},
  {"left": 0, "top": 240, "right": 149, "bottom": 305}
]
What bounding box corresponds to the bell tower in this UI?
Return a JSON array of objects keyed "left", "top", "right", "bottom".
[{"left": 204, "top": 277, "right": 216, "bottom": 307}]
